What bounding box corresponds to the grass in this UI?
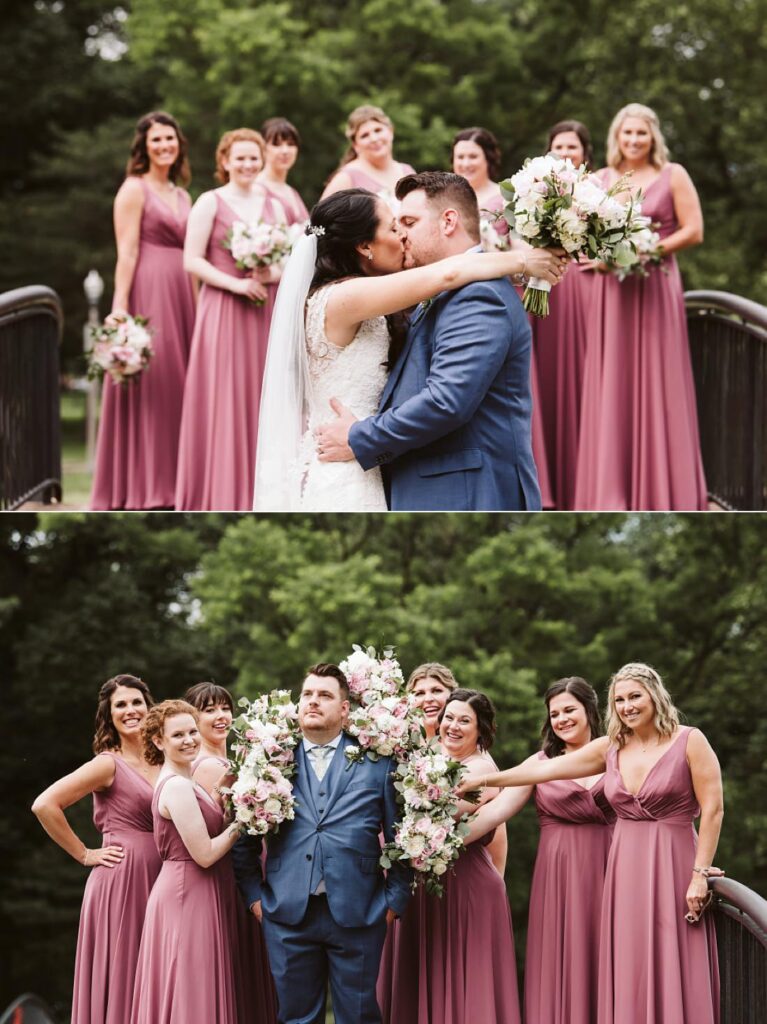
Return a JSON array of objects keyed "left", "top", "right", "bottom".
[{"left": 60, "top": 388, "right": 93, "bottom": 509}]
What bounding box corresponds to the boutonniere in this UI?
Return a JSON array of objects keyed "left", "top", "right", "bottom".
[
  {"left": 410, "top": 297, "right": 434, "bottom": 326},
  {"left": 344, "top": 745, "right": 365, "bottom": 770}
]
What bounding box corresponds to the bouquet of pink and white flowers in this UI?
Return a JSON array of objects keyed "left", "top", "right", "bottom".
[
  {"left": 607, "top": 211, "right": 664, "bottom": 281},
  {"left": 380, "top": 744, "right": 472, "bottom": 896},
  {"left": 224, "top": 689, "right": 300, "bottom": 836},
  {"left": 224, "top": 219, "right": 302, "bottom": 272},
  {"left": 501, "top": 155, "right": 639, "bottom": 316},
  {"left": 479, "top": 211, "right": 511, "bottom": 253},
  {"left": 88, "top": 313, "right": 154, "bottom": 385},
  {"left": 340, "top": 645, "right": 424, "bottom": 762}
]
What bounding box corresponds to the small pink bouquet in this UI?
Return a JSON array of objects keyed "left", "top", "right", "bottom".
[
  {"left": 88, "top": 313, "right": 153, "bottom": 385},
  {"left": 380, "top": 744, "right": 472, "bottom": 896},
  {"left": 339, "top": 645, "right": 405, "bottom": 705},
  {"left": 225, "top": 690, "right": 300, "bottom": 836},
  {"left": 345, "top": 693, "right": 423, "bottom": 762},
  {"left": 224, "top": 219, "right": 302, "bottom": 272},
  {"left": 607, "top": 212, "right": 664, "bottom": 281}
]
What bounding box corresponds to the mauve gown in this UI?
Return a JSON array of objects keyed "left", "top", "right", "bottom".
[
  {"left": 532, "top": 263, "right": 598, "bottom": 509},
  {"left": 524, "top": 753, "right": 615, "bottom": 1024},
  {"left": 71, "top": 753, "right": 161, "bottom": 1024},
  {"left": 378, "top": 825, "right": 521, "bottom": 1023},
  {"left": 174, "top": 191, "right": 279, "bottom": 511},
  {"left": 344, "top": 162, "right": 416, "bottom": 195},
  {"left": 261, "top": 182, "right": 308, "bottom": 226},
  {"left": 574, "top": 164, "right": 708, "bottom": 510},
  {"left": 598, "top": 726, "right": 719, "bottom": 1024},
  {"left": 91, "top": 178, "right": 195, "bottom": 510},
  {"left": 192, "top": 754, "right": 278, "bottom": 1024},
  {"left": 131, "top": 775, "right": 238, "bottom": 1024}
]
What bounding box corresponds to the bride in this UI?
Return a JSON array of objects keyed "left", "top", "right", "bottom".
[{"left": 253, "top": 187, "right": 564, "bottom": 511}]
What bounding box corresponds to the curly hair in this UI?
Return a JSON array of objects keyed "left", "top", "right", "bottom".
[
  {"left": 606, "top": 662, "right": 680, "bottom": 748},
  {"left": 142, "top": 700, "right": 199, "bottom": 766},
  {"left": 540, "top": 677, "right": 602, "bottom": 758},
  {"left": 406, "top": 662, "right": 458, "bottom": 693},
  {"left": 125, "top": 111, "right": 190, "bottom": 186},
  {"left": 215, "top": 128, "right": 265, "bottom": 184},
  {"left": 441, "top": 688, "right": 497, "bottom": 751},
  {"left": 92, "top": 674, "right": 154, "bottom": 754},
  {"left": 452, "top": 126, "right": 502, "bottom": 182}
]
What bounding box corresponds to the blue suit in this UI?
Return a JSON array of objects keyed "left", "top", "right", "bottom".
[
  {"left": 232, "top": 732, "right": 411, "bottom": 1024},
  {"left": 349, "top": 272, "right": 542, "bottom": 511}
]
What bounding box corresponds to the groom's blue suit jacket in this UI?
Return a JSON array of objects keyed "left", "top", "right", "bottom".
[
  {"left": 232, "top": 732, "right": 412, "bottom": 928},
  {"left": 349, "top": 273, "right": 542, "bottom": 511}
]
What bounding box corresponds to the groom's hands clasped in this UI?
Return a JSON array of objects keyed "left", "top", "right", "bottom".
[{"left": 316, "top": 398, "right": 358, "bottom": 462}]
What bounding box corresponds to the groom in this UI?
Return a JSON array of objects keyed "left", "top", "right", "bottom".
[
  {"left": 232, "top": 664, "right": 412, "bottom": 1024},
  {"left": 316, "top": 170, "right": 542, "bottom": 511}
]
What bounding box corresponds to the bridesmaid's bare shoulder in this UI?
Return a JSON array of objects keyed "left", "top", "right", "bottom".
[{"left": 114, "top": 175, "right": 145, "bottom": 211}]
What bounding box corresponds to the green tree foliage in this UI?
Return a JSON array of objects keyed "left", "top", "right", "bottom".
[
  {"left": 3, "top": 512, "right": 765, "bottom": 1013},
  {"left": 1, "top": 0, "right": 765, "bottom": 365}
]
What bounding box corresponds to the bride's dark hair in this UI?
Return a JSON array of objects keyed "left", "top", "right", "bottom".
[{"left": 308, "top": 188, "right": 407, "bottom": 367}]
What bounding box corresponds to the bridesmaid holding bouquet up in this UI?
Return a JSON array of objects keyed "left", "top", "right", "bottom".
[
  {"left": 91, "top": 112, "right": 195, "bottom": 510},
  {"left": 175, "top": 129, "right": 288, "bottom": 510},
  {"left": 257, "top": 117, "right": 310, "bottom": 226},
  {"left": 575, "top": 103, "right": 708, "bottom": 510},
  {"left": 32, "top": 675, "right": 160, "bottom": 1024},
  {"left": 321, "top": 104, "right": 415, "bottom": 200},
  {"left": 460, "top": 662, "right": 723, "bottom": 1024},
  {"left": 131, "top": 700, "right": 241, "bottom": 1024}
]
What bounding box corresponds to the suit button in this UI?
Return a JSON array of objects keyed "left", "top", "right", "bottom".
[
  {"left": 318, "top": 808, "right": 324, "bottom": 813},
  {"left": 316, "top": 825, "right": 324, "bottom": 832},
  {"left": 306, "top": 854, "right": 312, "bottom": 861},
  {"left": 319, "top": 790, "right": 326, "bottom": 796}
]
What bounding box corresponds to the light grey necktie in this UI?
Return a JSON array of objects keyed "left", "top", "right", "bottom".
[{"left": 308, "top": 744, "right": 333, "bottom": 781}]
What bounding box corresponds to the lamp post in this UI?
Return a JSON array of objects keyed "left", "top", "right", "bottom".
[{"left": 82, "top": 269, "right": 104, "bottom": 470}]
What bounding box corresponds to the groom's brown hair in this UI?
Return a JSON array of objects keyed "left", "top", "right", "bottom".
[
  {"left": 395, "top": 171, "right": 480, "bottom": 241},
  {"left": 304, "top": 663, "right": 350, "bottom": 700}
]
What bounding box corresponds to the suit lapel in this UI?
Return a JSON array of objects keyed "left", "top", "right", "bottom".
[
  {"left": 320, "top": 734, "right": 357, "bottom": 820},
  {"left": 295, "top": 744, "right": 319, "bottom": 817},
  {"left": 380, "top": 319, "right": 422, "bottom": 410}
]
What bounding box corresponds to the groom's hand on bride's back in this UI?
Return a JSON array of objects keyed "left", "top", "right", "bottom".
[{"left": 315, "top": 398, "right": 358, "bottom": 462}]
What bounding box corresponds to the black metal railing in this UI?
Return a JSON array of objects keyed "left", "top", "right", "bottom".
[
  {"left": 685, "top": 290, "right": 767, "bottom": 510},
  {"left": 711, "top": 876, "right": 767, "bottom": 1023},
  {"left": 0, "top": 993, "right": 58, "bottom": 1024},
  {"left": 0, "top": 286, "right": 63, "bottom": 510}
]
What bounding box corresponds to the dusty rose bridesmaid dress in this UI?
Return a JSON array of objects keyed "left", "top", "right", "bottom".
[
  {"left": 91, "top": 179, "right": 195, "bottom": 510},
  {"left": 131, "top": 775, "right": 238, "bottom": 1023},
  {"left": 574, "top": 165, "right": 708, "bottom": 510},
  {"left": 192, "top": 754, "right": 278, "bottom": 1024},
  {"left": 344, "top": 163, "right": 416, "bottom": 194},
  {"left": 532, "top": 263, "right": 598, "bottom": 509},
  {"left": 261, "top": 183, "right": 308, "bottom": 226},
  {"left": 524, "top": 753, "right": 615, "bottom": 1024},
  {"left": 71, "top": 753, "right": 161, "bottom": 1024},
  {"left": 174, "top": 191, "right": 280, "bottom": 511},
  {"left": 378, "top": 832, "right": 521, "bottom": 1024},
  {"left": 598, "top": 726, "right": 719, "bottom": 1024}
]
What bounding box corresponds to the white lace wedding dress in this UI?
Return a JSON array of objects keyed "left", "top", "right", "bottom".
[{"left": 299, "top": 283, "right": 389, "bottom": 511}]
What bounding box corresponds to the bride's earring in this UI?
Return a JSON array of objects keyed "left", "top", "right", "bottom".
[{"left": 367, "top": 251, "right": 373, "bottom": 261}]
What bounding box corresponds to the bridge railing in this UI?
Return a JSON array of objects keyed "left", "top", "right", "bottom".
[
  {"left": 710, "top": 875, "right": 767, "bottom": 1023},
  {"left": 685, "top": 289, "right": 767, "bottom": 510},
  {"left": 0, "top": 286, "right": 63, "bottom": 510}
]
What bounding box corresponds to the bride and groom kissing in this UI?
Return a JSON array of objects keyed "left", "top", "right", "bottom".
[{"left": 253, "top": 171, "right": 567, "bottom": 512}]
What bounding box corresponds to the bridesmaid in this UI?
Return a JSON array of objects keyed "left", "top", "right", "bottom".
[
  {"left": 460, "top": 662, "right": 723, "bottom": 1024},
  {"left": 91, "top": 111, "right": 196, "bottom": 510},
  {"left": 257, "top": 117, "right": 310, "bottom": 226},
  {"left": 184, "top": 682, "right": 279, "bottom": 1024},
  {"left": 32, "top": 674, "right": 160, "bottom": 1024},
  {"left": 175, "top": 129, "right": 288, "bottom": 510},
  {"left": 131, "top": 700, "right": 241, "bottom": 1023},
  {"left": 451, "top": 125, "right": 554, "bottom": 509},
  {"left": 574, "top": 103, "right": 708, "bottom": 510},
  {"left": 321, "top": 104, "right": 415, "bottom": 200},
  {"left": 533, "top": 120, "right": 599, "bottom": 509}
]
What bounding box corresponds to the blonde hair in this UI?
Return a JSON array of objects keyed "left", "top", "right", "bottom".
[
  {"left": 606, "top": 103, "right": 669, "bottom": 171},
  {"left": 215, "top": 128, "right": 265, "bottom": 184},
  {"left": 339, "top": 104, "right": 394, "bottom": 167},
  {"left": 406, "top": 662, "right": 458, "bottom": 692},
  {"left": 142, "top": 699, "right": 199, "bottom": 766},
  {"left": 606, "top": 662, "right": 680, "bottom": 748}
]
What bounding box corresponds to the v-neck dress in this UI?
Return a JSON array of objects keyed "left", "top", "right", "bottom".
[
  {"left": 598, "top": 726, "right": 719, "bottom": 1023},
  {"left": 524, "top": 752, "right": 615, "bottom": 1024},
  {"left": 72, "top": 753, "right": 162, "bottom": 1024},
  {"left": 91, "top": 178, "right": 195, "bottom": 509}
]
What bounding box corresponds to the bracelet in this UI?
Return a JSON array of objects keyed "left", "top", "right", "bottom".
[
  {"left": 521, "top": 253, "right": 528, "bottom": 278},
  {"left": 692, "top": 866, "right": 711, "bottom": 876},
  {"left": 82, "top": 848, "right": 89, "bottom": 866}
]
